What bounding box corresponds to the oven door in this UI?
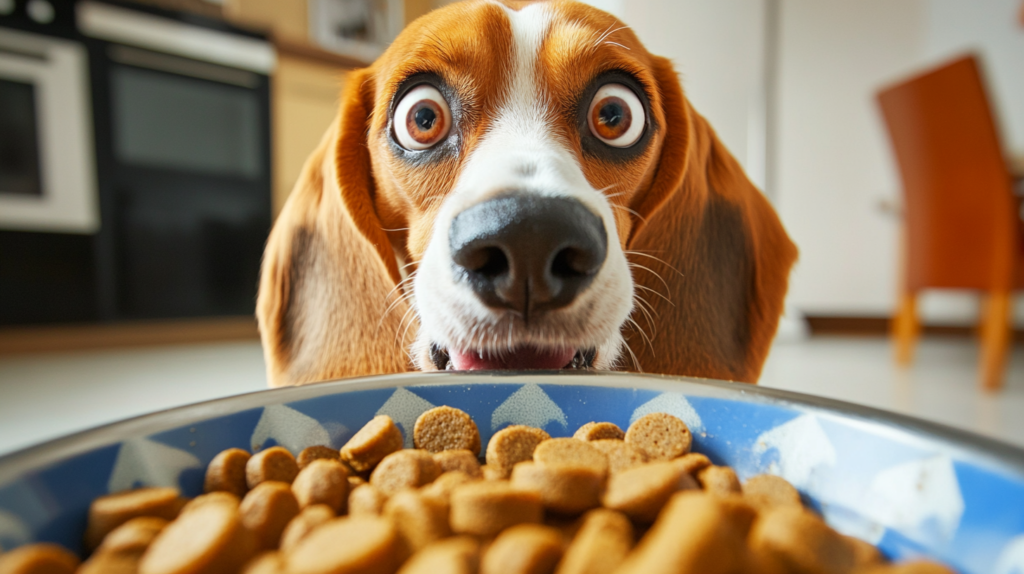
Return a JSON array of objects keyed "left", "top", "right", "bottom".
[{"left": 0, "top": 27, "right": 97, "bottom": 233}]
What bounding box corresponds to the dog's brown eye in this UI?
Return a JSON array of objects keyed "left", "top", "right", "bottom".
[
  {"left": 588, "top": 83, "right": 645, "bottom": 148},
  {"left": 394, "top": 84, "right": 452, "bottom": 150}
]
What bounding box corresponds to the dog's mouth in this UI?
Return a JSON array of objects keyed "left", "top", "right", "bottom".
[{"left": 429, "top": 344, "right": 596, "bottom": 371}]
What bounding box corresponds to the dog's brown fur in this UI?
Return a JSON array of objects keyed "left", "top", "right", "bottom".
[{"left": 257, "top": 0, "right": 797, "bottom": 387}]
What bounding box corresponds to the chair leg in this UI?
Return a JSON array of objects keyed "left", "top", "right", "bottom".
[
  {"left": 979, "top": 290, "right": 1011, "bottom": 391},
  {"left": 893, "top": 291, "right": 919, "bottom": 366}
]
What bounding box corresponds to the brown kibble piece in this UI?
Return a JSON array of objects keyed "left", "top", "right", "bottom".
[
  {"left": 0, "top": 543, "right": 80, "bottom": 574},
  {"left": 859, "top": 561, "right": 957, "bottom": 574},
  {"left": 421, "top": 471, "right": 478, "bottom": 502},
  {"left": 94, "top": 516, "right": 168, "bottom": 556},
  {"left": 292, "top": 459, "right": 350, "bottom": 513},
  {"left": 748, "top": 506, "right": 856, "bottom": 574},
  {"left": 511, "top": 462, "right": 604, "bottom": 515},
  {"left": 79, "top": 553, "right": 139, "bottom": 574},
  {"left": 414, "top": 406, "right": 482, "bottom": 454},
  {"left": 532, "top": 438, "right": 608, "bottom": 475},
  {"left": 673, "top": 452, "right": 712, "bottom": 475},
  {"left": 204, "top": 448, "right": 251, "bottom": 498},
  {"left": 485, "top": 426, "right": 550, "bottom": 479},
  {"left": 450, "top": 480, "right": 543, "bottom": 537},
  {"left": 482, "top": 465, "right": 504, "bottom": 481},
  {"left": 588, "top": 440, "right": 648, "bottom": 474},
  {"left": 601, "top": 461, "right": 699, "bottom": 523},
  {"left": 348, "top": 475, "right": 367, "bottom": 490},
  {"left": 85, "top": 487, "right": 185, "bottom": 550},
  {"left": 297, "top": 445, "right": 341, "bottom": 470},
  {"left": 348, "top": 484, "right": 388, "bottom": 517},
  {"left": 743, "top": 474, "right": 802, "bottom": 510},
  {"left": 139, "top": 500, "right": 256, "bottom": 574},
  {"left": 180, "top": 492, "right": 240, "bottom": 515},
  {"left": 573, "top": 422, "right": 625, "bottom": 442},
  {"left": 340, "top": 415, "right": 404, "bottom": 474},
  {"left": 625, "top": 413, "right": 692, "bottom": 461},
  {"left": 246, "top": 447, "right": 299, "bottom": 489},
  {"left": 481, "top": 524, "right": 564, "bottom": 574},
  {"left": 384, "top": 490, "right": 452, "bottom": 551},
  {"left": 370, "top": 449, "right": 442, "bottom": 496},
  {"left": 434, "top": 450, "right": 484, "bottom": 479},
  {"left": 614, "top": 491, "right": 756, "bottom": 574},
  {"left": 844, "top": 535, "right": 884, "bottom": 567},
  {"left": 697, "top": 466, "right": 742, "bottom": 496},
  {"left": 280, "top": 505, "right": 335, "bottom": 553},
  {"left": 397, "top": 537, "right": 480, "bottom": 574},
  {"left": 241, "top": 552, "right": 287, "bottom": 574},
  {"left": 239, "top": 481, "right": 301, "bottom": 551},
  {"left": 555, "top": 509, "right": 633, "bottom": 574},
  {"left": 287, "top": 516, "right": 403, "bottom": 574}
]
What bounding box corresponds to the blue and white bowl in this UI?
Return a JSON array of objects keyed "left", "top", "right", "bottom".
[{"left": 1, "top": 373, "right": 1023, "bottom": 573}]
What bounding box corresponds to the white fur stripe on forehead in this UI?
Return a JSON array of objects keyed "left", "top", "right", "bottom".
[{"left": 495, "top": 2, "right": 553, "bottom": 120}]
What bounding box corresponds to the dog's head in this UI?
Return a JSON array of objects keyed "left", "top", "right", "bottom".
[{"left": 257, "top": 0, "right": 797, "bottom": 386}]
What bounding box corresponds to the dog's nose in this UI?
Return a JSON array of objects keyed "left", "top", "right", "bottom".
[{"left": 449, "top": 195, "right": 607, "bottom": 320}]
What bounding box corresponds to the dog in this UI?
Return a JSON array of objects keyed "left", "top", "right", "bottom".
[{"left": 256, "top": 0, "right": 797, "bottom": 388}]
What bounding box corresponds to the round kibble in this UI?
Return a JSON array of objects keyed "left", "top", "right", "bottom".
[
  {"left": 533, "top": 438, "right": 608, "bottom": 474},
  {"left": 297, "top": 445, "right": 341, "bottom": 470},
  {"left": 485, "top": 426, "right": 550, "bottom": 479},
  {"left": 204, "top": 448, "right": 251, "bottom": 498},
  {"left": 602, "top": 461, "right": 699, "bottom": 523},
  {"left": 139, "top": 500, "right": 256, "bottom": 574},
  {"left": 748, "top": 506, "right": 857, "bottom": 574},
  {"left": 844, "top": 535, "right": 884, "bottom": 567},
  {"left": 397, "top": 536, "right": 480, "bottom": 574},
  {"left": 239, "top": 481, "right": 301, "bottom": 551},
  {"left": 241, "top": 552, "right": 287, "bottom": 574},
  {"left": 384, "top": 490, "right": 452, "bottom": 551},
  {"left": 421, "top": 471, "right": 478, "bottom": 502},
  {"left": 94, "top": 516, "right": 168, "bottom": 557},
  {"left": 480, "top": 524, "right": 564, "bottom": 574},
  {"left": 0, "top": 543, "right": 80, "bottom": 574},
  {"left": 370, "top": 449, "right": 442, "bottom": 496},
  {"left": 246, "top": 447, "right": 299, "bottom": 489},
  {"left": 510, "top": 462, "right": 604, "bottom": 515},
  {"left": 79, "top": 553, "right": 139, "bottom": 574},
  {"left": 280, "top": 505, "right": 335, "bottom": 553},
  {"left": 672, "top": 452, "right": 711, "bottom": 475},
  {"left": 743, "top": 474, "right": 801, "bottom": 510},
  {"left": 588, "top": 440, "right": 648, "bottom": 474},
  {"left": 555, "top": 509, "right": 633, "bottom": 574},
  {"left": 573, "top": 422, "right": 625, "bottom": 442},
  {"left": 292, "top": 459, "right": 350, "bottom": 513},
  {"left": 287, "top": 516, "right": 403, "bottom": 574},
  {"left": 697, "top": 466, "right": 742, "bottom": 496},
  {"left": 433, "top": 450, "right": 483, "bottom": 479},
  {"left": 180, "top": 492, "right": 240, "bottom": 516},
  {"left": 414, "top": 406, "right": 482, "bottom": 454},
  {"left": 340, "top": 415, "right": 404, "bottom": 474},
  {"left": 450, "top": 481, "right": 543, "bottom": 537},
  {"left": 625, "top": 413, "right": 692, "bottom": 461},
  {"left": 85, "top": 487, "right": 185, "bottom": 550},
  {"left": 348, "top": 484, "right": 388, "bottom": 517}
]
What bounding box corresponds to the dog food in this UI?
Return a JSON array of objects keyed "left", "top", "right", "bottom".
[
  {"left": 10, "top": 406, "right": 958, "bottom": 574},
  {"left": 414, "top": 406, "right": 482, "bottom": 454}
]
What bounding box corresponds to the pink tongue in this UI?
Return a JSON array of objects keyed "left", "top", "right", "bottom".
[{"left": 450, "top": 346, "right": 576, "bottom": 371}]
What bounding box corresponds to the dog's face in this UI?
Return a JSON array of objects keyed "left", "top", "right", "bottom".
[{"left": 364, "top": 0, "right": 671, "bottom": 371}]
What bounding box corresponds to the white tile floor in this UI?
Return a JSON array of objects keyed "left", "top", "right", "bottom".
[{"left": 0, "top": 335, "right": 1021, "bottom": 456}]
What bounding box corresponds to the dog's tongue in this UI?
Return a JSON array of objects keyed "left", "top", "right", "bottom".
[{"left": 450, "top": 346, "right": 575, "bottom": 371}]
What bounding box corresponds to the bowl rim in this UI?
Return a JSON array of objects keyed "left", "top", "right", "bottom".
[{"left": 2, "top": 371, "right": 1023, "bottom": 486}]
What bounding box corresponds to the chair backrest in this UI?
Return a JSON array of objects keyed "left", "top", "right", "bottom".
[{"left": 877, "top": 55, "right": 1017, "bottom": 291}]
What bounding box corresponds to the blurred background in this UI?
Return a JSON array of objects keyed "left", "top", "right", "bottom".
[{"left": 1, "top": 0, "right": 1022, "bottom": 454}]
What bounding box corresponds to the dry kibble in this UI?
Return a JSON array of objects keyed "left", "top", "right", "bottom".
[
  {"left": 573, "top": 422, "right": 625, "bottom": 442},
  {"left": 588, "top": 440, "right": 648, "bottom": 474},
  {"left": 0, "top": 543, "right": 80, "bottom": 574},
  {"left": 450, "top": 481, "right": 543, "bottom": 537},
  {"left": 601, "top": 460, "right": 699, "bottom": 523},
  {"left": 532, "top": 438, "right": 608, "bottom": 475},
  {"left": 511, "top": 462, "right": 604, "bottom": 515},
  {"left": 748, "top": 506, "right": 857, "bottom": 574},
  {"left": 673, "top": 452, "right": 712, "bottom": 475},
  {"left": 397, "top": 537, "right": 480, "bottom": 574},
  {"left": 287, "top": 516, "right": 404, "bottom": 574},
  {"left": 280, "top": 505, "right": 335, "bottom": 553},
  {"left": 370, "top": 449, "right": 442, "bottom": 496},
  {"left": 204, "top": 448, "right": 251, "bottom": 498},
  {"left": 246, "top": 447, "right": 299, "bottom": 489},
  {"left": 348, "top": 484, "right": 388, "bottom": 517},
  {"left": 481, "top": 465, "right": 505, "bottom": 481},
  {"left": 79, "top": 553, "right": 139, "bottom": 574},
  {"left": 481, "top": 524, "right": 564, "bottom": 574},
  {"left": 340, "top": 415, "right": 404, "bottom": 473},
  {"left": 625, "top": 413, "right": 692, "bottom": 461},
  {"left": 434, "top": 449, "right": 484, "bottom": 479},
  {"left": 241, "top": 552, "right": 287, "bottom": 574},
  {"left": 239, "top": 481, "right": 301, "bottom": 551},
  {"left": 292, "top": 459, "right": 350, "bottom": 513},
  {"left": 555, "top": 509, "right": 633, "bottom": 574},
  {"left": 139, "top": 500, "right": 257, "bottom": 574},
  {"left": 94, "top": 516, "right": 168, "bottom": 557},
  {"left": 180, "top": 492, "right": 241, "bottom": 516},
  {"left": 844, "top": 535, "right": 885, "bottom": 567},
  {"left": 697, "top": 466, "right": 742, "bottom": 496},
  {"left": 414, "top": 406, "right": 482, "bottom": 454},
  {"left": 421, "top": 471, "right": 478, "bottom": 502},
  {"left": 486, "top": 426, "right": 551, "bottom": 479},
  {"left": 383, "top": 490, "right": 452, "bottom": 552},
  {"left": 85, "top": 487, "right": 185, "bottom": 550},
  {"left": 859, "top": 561, "right": 957, "bottom": 574},
  {"left": 743, "top": 474, "right": 802, "bottom": 510},
  {"left": 297, "top": 445, "right": 341, "bottom": 470}
]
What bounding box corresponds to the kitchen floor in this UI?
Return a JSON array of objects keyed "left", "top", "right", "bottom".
[{"left": 0, "top": 335, "right": 1021, "bottom": 456}]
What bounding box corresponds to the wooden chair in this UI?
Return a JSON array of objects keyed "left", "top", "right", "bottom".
[{"left": 877, "top": 55, "right": 1022, "bottom": 391}]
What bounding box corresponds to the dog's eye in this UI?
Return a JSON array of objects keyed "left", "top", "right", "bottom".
[
  {"left": 587, "top": 83, "right": 645, "bottom": 148},
  {"left": 394, "top": 85, "right": 452, "bottom": 150}
]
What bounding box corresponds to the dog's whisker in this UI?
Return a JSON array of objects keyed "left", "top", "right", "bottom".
[
  {"left": 625, "top": 317, "right": 654, "bottom": 353},
  {"left": 633, "top": 283, "right": 674, "bottom": 307},
  {"left": 609, "top": 203, "right": 648, "bottom": 225},
  {"left": 624, "top": 250, "right": 684, "bottom": 278},
  {"left": 394, "top": 305, "right": 419, "bottom": 348},
  {"left": 631, "top": 294, "right": 658, "bottom": 334},
  {"left": 378, "top": 291, "right": 416, "bottom": 336},
  {"left": 604, "top": 41, "right": 630, "bottom": 51},
  {"left": 628, "top": 262, "right": 671, "bottom": 294},
  {"left": 621, "top": 338, "right": 643, "bottom": 372},
  {"left": 381, "top": 227, "right": 410, "bottom": 232}
]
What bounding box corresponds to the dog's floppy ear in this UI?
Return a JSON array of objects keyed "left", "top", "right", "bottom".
[
  {"left": 624, "top": 56, "right": 798, "bottom": 382},
  {"left": 257, "top": 68, "right": 411, "bottom": 387}
]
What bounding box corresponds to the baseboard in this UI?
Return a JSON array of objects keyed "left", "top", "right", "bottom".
[{"left": 804, "top": 314, "right": 1024, "bottom": 340}]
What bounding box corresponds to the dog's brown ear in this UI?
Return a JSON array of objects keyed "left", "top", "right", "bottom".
[
  {"left": 257, "top": 68, "right": 411, "bottom": 387},
  {"left": 624, "top": 56, "right": 798, "bottom": 382}
]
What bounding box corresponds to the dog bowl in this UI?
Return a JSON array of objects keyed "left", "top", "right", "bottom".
[{"left": 1, "top": 372, "right": 1022, "bottom": 572}]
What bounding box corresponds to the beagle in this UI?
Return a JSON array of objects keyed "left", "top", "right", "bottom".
[{"left": 256, "top": 0, "right": 797, "bottom": 387}]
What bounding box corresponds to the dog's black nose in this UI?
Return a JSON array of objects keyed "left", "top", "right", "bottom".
[{"left": 449, "top": 194, "right": 607, "bottom": 320}]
